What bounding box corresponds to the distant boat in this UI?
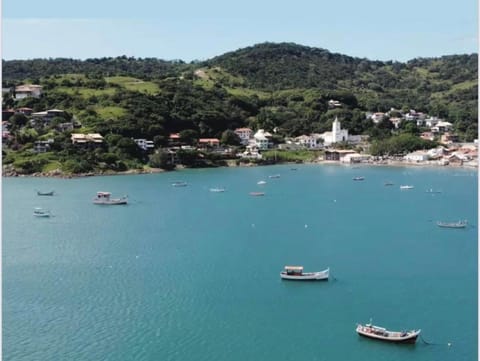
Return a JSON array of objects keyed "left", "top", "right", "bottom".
[
  {"left": 172, "top": 181, "right": 188, "bottom": 187},
  {"left": 400, "top": 185, "right": 414, "bottom": 190},
  {"left": 33, "top": 207, "right": 51, "bottom": 217},
  {"left": 37, "top": 190, "right": 55, "bottom": 196},
  {"left": 269, "top": 174, "right": 281, "bottom": 179},
  {"left": 356, "top": 322, "right": 421, "bottom": 344},
  {"left": 437, "top": 220, "right": 468, "bottom": 228},
  {"left": 280, "top": 266, "right": 329, "bottom": 281},
  {"left": 249, "top": 192, "right": 265, "bottom": 197},
  {"left": 290, "top": 168, "right": 298, "bottom": 171},
  {"left": 209, "top": 187, "right": 225, "bottom": 193},
  {"left": 353, "top": 176, "right": 365, "bottom": 181},
  {"left": 257, "top": 180, "right": 267, "bottom": 185},
  {"left": 93, "top": 192, "right": 128, "bottom": 205},
  {"left": 384, "top": 182, "right": 394, "bottom": 186},
  {"left": 425, "top": 189, "right": 442, "bottom": 194}
]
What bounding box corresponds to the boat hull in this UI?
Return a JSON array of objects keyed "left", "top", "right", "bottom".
[
  {"left": 93, "top": 199, "right": 128, "bottom": 205},
  {"left": 356, "top": 325, "right": 420, "bottom": 344},
  {"left": 280, "top": 269, "right": 329, "bottom": 281}
]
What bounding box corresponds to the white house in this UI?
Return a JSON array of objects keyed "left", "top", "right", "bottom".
[
  {"left": 370, "top": 112, "right": 385, "bottom": 123},
  {"left": 404, "top": 151, "right": 430, "bottom": 162},
  {"left": 14, "top": 84, "right": 43, "bottom": 100},
  {"left": 431, "top": 121, "right": 453, "bottom": 133},
  {"left": 134, "top": 139, "right": 155, "bottom": 151},
  {"left": 254, "top": 129, "right": 272, "bottom": 150},
  {"left": 234, "top": 127, "right": 253, "bottom": 145},
  {"left": 295, "top": 134, "right": 322, "bottom": 149},
  {"left": 320, "top": 117, "right": 349, "bottom": 146}
]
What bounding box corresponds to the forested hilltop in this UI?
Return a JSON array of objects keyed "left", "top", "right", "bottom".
[{"left": 2, "top": 42, "right": 478, "bottom": 175}]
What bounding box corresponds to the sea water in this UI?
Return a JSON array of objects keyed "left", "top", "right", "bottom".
[{"left": 3, "top": 164, "right": 478, "bottom": 361}]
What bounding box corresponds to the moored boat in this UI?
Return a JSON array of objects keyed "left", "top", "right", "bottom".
[
  {"left": 384, "top": 182, "right": 394, "bottom": 186},
  {"left": 172, "top": 181, "right": 188, "bottom": 187},
  {"left": 37, "top": 190, "right": 55, "bottom": 196},
  {"left": 425, "top": 189, "right": 442, "bottom": 194},
  {"left": 269, "top": 174, "right": 281, "bottom": 179},
  {"left": 93, "top": 192, "right": 128, "bottom": 205},
  {"left": 280, "top": 266, "right": 329, "bottom": 281},
  {"left": 356, "top": 322, "right": 421, "bottom": 343},
  {"left": 437, "top": 220, "right": 467, "bottom": 228},
  {"left": 249, "top": 192, "right": 265, "bottom": 196},
  {"left": 353, "top": 176, "right": 365, "bottom": 181},
  {"left": 33, "top": 207, "right": 51, "bottom": 217},
  {"left": 400, "top": 185, "right": 414, "bottom": 189},
  {"left": 209, "top": 187, "right": 225, "bottom": 192},
  {"left": 257, "top": 180, "right": 267, "bottom": 185}
]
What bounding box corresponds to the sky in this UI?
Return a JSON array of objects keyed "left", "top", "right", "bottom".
[{"left": 2, "top": 0, "right": 478, "bottom": 62}]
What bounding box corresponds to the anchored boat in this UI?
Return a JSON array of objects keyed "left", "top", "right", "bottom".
[
  {"left": 437, "top": 220, "right": 468, "bottom": 228},
  {"left": 93, "top": 192, "right": 128, "bottom": 205},
  {"left": 280, "top": 266, "right": 329, "bottom": 281},
  {"left": 33, "top": 207, "right": 51, "bottom": 217},
  {"left": 37, "top": 190, "right": 55, "bottom": 196},
  {"left": 356, "top": 322, "right": 421, "bottom": 344}
]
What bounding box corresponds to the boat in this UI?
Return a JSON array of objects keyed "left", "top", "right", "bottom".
[
  {"left": 93, "top": 192, "right": 128, "bottom": 205},
  {"left": 37, "top": 190, "right": 55, "bottom": 196},
  {"left": 249, "top": 192, "right": 265, "bottom": 196},
  {"left": 172, "top": 181, "right": 187, "bottom": 187},
  {"left": 290, "top": 168, "right": 298, "bottom": 171},
  {"left": 280, "top": 266, "right": 329, "bottom": 281},
  {"left": 425, "top": 189, "right": 442, "bottom": 194},
  {"left": 400, "top": 185, "right": 414, "bottom": 190},
  {"left": 384, "top": 182, "right": 394, "bottom": 186},
  {"left": 33, "top": 207, "right": 51, "bottom": 217},
  {"left": 269, "top": 174, "right": 281, "bottom": 179},
  {"left": 437, "top": 220, "right": 468, "bottom": 228},
  {"left": 353, "top": 176, "right": 365, "bottom": 181},
  {"left": 356, "top": 322, "right": 421, "bottom": 344},
  {"left": 209, "top": 187, "right": 225, "bottom": 193},
  {"left": 257, "top": 180, "right": 267, "bottom": 185}
]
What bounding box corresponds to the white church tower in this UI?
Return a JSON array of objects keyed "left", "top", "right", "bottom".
[{"left": 332, "top": 117, "right": 348, "bottom": 143}]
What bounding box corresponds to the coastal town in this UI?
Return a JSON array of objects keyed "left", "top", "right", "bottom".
[{"left": 2, "top": 83, "right": 477, "bottom": 176}]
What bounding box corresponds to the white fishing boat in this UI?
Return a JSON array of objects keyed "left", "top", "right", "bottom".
[
  {"left": 172, "top": 181, "right": 188, "bottom": 187},
  {"left": 280, "top": 266, "right": 329, "bottom": 281},
  {"left": 400, "top": 185, "right": 414, "bottom": 190},
  {"left": 249, "top": 192, "right": 265, "bottom": 197},
  {"left": 353, "top": 176, "right": 365, "bottom": 181},
  {"left": 356, "top": 322, "right": 421, "bottom": 344},
  {"left": 93, "top": 192, "right": 128, "bottom": 205},
  {"left": 33, "top": 207, "right": 51, "bottom": 217},
  {"left": 437, "top": 220, "right": 468, "bottom": 228},
  {"left": 257, "top": 180, "right": 267, "bottom": 185},
  {"left": 209, "top": 187, "right": 225, "bottom": 193}
]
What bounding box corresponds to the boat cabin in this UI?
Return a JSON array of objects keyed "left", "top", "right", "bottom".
[
  {"left": 96, "top": 192, "right": 112, "bottom": 199},
  {"left": 284, "top": 266, "right": 303, "bottom": 275}
]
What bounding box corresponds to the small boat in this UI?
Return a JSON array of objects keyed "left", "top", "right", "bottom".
[
  {"left": 437, "top": 220, "right": 468, "bottom": 228},
  {"left": 37, "top": 190, "right": 55, "bottom": 196},
  {"left": 172, "top": 181, "right": 188, "bottom": 187},
  {"left": 290, "top": 168, "right": 298, "bottom": 171},
  {"left": 353, "top": 176, "right": 365, "bottom": 181},
  {"left": 257, "top": 180, "right": 267, "bottom": 185},
  {"left": 33, "top": 207, "right": 51, "bottom": 217},
  {"left": 425, "top": 189, "right": 442, "bottom": 194},
  {"left": 280, "top": 266, "right": 329, "bottom": 281},
  {"left": 356, "top": 322, "right": 421, "bottom": 344},
  {"left": 269, "top": 174, "right": 281, "bottom": 179},
  {"left": 209, "top": 187, "right": 225, "bottom": 193},
  {"left": 249, "top": 192, "right": 265, "bottom": 197},
  {"left": 384, "top": 182, "right": 394, "bottom": 186},
  {"left": 400, "top": 185, "right": 414, "bottom": 190},
  {"left": 93, "top": 192, "right": 128, "bottom": 205}
]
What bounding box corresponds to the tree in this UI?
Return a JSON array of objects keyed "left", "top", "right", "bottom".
[
  {"left": 220, "top": 130, "right": 241, "bottom": 145},
  {"left": 149, "top": 151, "right": 174, "bottom": 170},
  {"left": 179, "top": 129, "right": 199, "bottom": 145}
]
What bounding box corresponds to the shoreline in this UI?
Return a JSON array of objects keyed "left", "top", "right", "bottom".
[{"left": 2, "top": 159, "right": 477, "bottom": 179}]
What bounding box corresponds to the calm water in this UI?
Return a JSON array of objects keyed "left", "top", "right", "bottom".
[{"left": 3, "top": 164, "right": 478, "bottom": 361}]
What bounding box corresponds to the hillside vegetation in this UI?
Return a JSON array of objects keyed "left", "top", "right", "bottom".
[{"left": 2, "top": 42, "right": 477, "bottom": 174}]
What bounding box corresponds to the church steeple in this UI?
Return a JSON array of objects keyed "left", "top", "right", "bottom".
[{"left": 332, "top": 117, "right": 341, "bottom": 140}]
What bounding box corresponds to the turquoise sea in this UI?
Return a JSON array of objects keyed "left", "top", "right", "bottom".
[{"left": 3, "top": 164, "right": 478, "bottom": 361}]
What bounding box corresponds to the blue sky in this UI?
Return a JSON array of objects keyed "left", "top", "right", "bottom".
[{"left": 2, "top": 0, "right": 478, "bottom": 62}]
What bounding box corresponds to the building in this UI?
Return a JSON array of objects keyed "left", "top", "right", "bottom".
[
  {"left": 198, "top": 138, "right": 220, "bottom": 148},
  {"left": 134, "top": 139, "right": 155, "bottom": 151},
  {"left": 323, "top": 149, "right": 356, "bottom": 161},
  {"left": 253, "top": 129, "right": 272, "bottom": 150},
  {"left": 33, "top": 139, "right": 54, "bottom": 153},
  {"left": 371, "top": 112, "right": 385, "bottom": 123},
  {"left": 31, "top": 109, "right": 66, "bottom": 126},
  {"left": 404, "top": 151, "right": 430, "bottom": 162},
  {"left": 294, "top": 134, "right": 322, "bottom": 149},
  {"left": 432, "top": 121, "right": 453, "bottom": 133},
  {"left": 71, "top": 133, "right": 104, "bottom": 146},
  {"left": 14, "top": 84, "right": 43, "bottom": 100},
  {"left": 234, "top": 128, "right": 253, "bottom": 145},
  {"left": 320, "top": 117, "right": 349, "bottom": 146}
]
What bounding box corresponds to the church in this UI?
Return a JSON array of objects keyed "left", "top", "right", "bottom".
[{"left": 320, "top": 117, "right": 349, "bottom": 146}]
